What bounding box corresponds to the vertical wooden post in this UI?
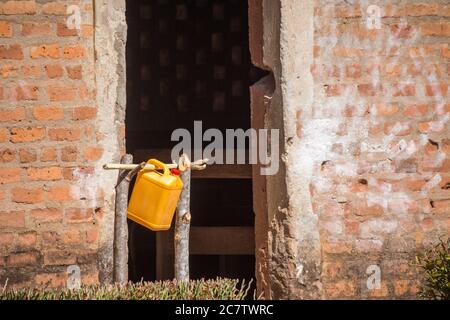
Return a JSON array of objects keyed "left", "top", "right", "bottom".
[
  {"left": 113, "top": 154, "right": 132, "bottom": 284},
  {"left": 174, "top": 169, "right": 191, "bottom": 282}
]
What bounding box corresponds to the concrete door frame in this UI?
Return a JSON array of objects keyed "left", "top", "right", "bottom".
[
  {"left": 94, "top": 0, "right": 320, "bottom": 299},
  {"left": 249, "top": 0, "right": 320, "bottom": 299}
]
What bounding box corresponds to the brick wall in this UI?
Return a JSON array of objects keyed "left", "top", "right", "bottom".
[
  {"left": 311, "top": 1, "right": 449, "bottom": 298},
  {"left": 1, "top": 0, "right": 449, "bottom": 299},
  {"left": 0, "top": 0, "right": 117, "bottom": 288}
]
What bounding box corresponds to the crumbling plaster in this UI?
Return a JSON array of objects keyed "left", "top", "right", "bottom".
[
  {"left": 93, "top": 0, "right": 127, "bottom": 283},
  {"left": 251, "top": 0, "right": 321, "bottom": 299}
]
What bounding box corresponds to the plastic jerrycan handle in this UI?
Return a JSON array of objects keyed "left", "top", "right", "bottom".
[{"left": 148, "top": 159, "right": 170, "bottom": 176}]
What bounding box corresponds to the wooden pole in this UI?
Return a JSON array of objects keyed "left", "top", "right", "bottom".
[
  {"left": 113, "top": 154, "right": 132, "bottom": 284},
  {"left": 174, "top": 169, "right": 191, "bottom": 282}
]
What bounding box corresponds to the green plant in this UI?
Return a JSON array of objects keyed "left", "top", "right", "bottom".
[
  {"left": 416, "top": 240, "right": 450, "bottom": 300},
  {"left": 0, "top": 278, "right": 253, "bottom": 301}
]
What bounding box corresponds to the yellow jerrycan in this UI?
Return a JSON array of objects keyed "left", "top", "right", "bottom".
[{"left": 128, "top": 159, "right": 183, "bottom": 231}]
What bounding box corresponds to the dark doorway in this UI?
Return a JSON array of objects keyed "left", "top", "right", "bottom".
[{"left": 125, "top": 0, "right": 259, "bottom": 287}]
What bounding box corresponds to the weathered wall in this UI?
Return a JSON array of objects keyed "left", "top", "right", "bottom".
[
  {"left": 1, "top": 0, "right": 448, "bottom": 299},
  {"left": 0, "top": 0, "right": 125, "bottom": 288},
  {"left": 253, "top": 0, "right": 449, "bottom": 299},
  {"left": 311, "top": 0, "right": 449, "bottom": 299}
]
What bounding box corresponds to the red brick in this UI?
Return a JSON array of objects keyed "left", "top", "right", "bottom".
[
  {"left": 65, "top": 208, "right": 93, "bottom": 223},
  {"left": 57, "top": 22, "right": 78, "bottom": 37},
  {"left": 61, "top": 146, "right": 77, "bottom": 162},
  {"left": 0, "top": 167, "right": 21, "bottom": 184},
  {"left": 63, "top": 229, "right": 81, "bottom": 244},
  {"left": 1, "top": 1, "right": 37, "bottom": 14},
  {"left": 8, "top": 252, "right": 39, "bottom": 267},
  {"left": 82, "top": 272, "right": 99, "bottom": 285},
  {"left": 0, "top": 21, "right": 12, "bottom": 37},
  {"left": 12, "top": 187, "right": 44, "bottom": 204},
  {"left": 392, "top": 84, "right": 415, "bottom": 97},
  {"left": 21, "top": 22, "right": 51, "bottom": 36},
  {"left": 368, "top": 283, "right": 390, "bottom": 298},
  {"left": 35, "top": 273, "right": 66, "bottom": 288},
  {"left": 419, "top": 121, "right": 446, "bottom": 133},
  {"left": 324, "top": 280, "right": 357, "bottom": 298},
  {"left": 0, "top": 148, "right": 16, "bottom": 163},
  {"left": 334, "top": 6, "right": 361, "bottom": 18},
  {"left": 73, "top": 107, "right": 97, "bottom": 120},
  {"left": 0, "top": 233, "right": 14, "bottom": 249},
  {"left": 0, "top": 107, "right": 26, "bottom": 122},
  {"left": 374, "top": 104, "right": 398, "bottom": 116},
  {"left": 421, "top": 22, "right": 450, "bottom": 37},
  {"left": 42, "top": 2, "right": 67, "bottom": 15},
  {"left": 22, "top": 65, "right": 40, "bottom": 77},
  {"left": 425, "top": 84, "right": 448, "bottom": 96},
  {"left": 385, "top": 63, "right": 402, "bottom": 77},
  {"left": 0, "top": 128, "right": 7, "bottom": 142},
  {"left": 406, "top": 4, "right": 439, "bottom": 16},
  {"left": 322, "top": 261, "right": 344, "bottom": 278},
  {"left": 17, "top": 232, "right": 37, "bottom": 248},
  {"left": 0, "top": 44, "right": 24, "bottom": 59},
  {"left": 430, "top": 199, "right": 450, "bottom": 215},
  {"left": 333, "top": 46, "right": 364, "bottom": 57},
  {"left": 325, "top": 84, "right": 348, "bottom": 96},
  {"left": 408, "top": 46, "right": 435, "bottom": 58},
  {"left": 43, "top": 250, "right": 76, "bottom": 266},
  {"left": 0, "top": 211, "right": 25, "bottom": 228},
  {"left": 390, "top": 24, "right": 414, "bottom": 39},
  {"left": 19, "top": 148, "right": 36, "bottom": 163},
  {"left": 442, "top": 46, "right": 450, "bottom": 58},
  {"left": 79, "top": 86, "right": 96, "bottom": 100},
  {"left": 30, "top": 44, "right": 60, "bottom": 59},
  {"left": 383, "top": 5, "right": 403, "bottom": 17},
  {"left": 48, "top": 186, "right": 73, "bottom": 201},
  {"left": 403, "top": 104, "right": 429, "bottom": 117},
  {"left": 48, "top": 128, "right": 81, "bottom": 141},
  {"left": 45, "top": 64, "right": 64, "bottom": 79},
  {"left": 47, "top": 86, "right": 77, "bottom": 101},
  {"left": 346, "top": 63, "right": 362, "bottom": 78},
  {"left": 323, "top": 240, "right": 352, "bottom": 254},
  {"left": 421, "top": 218, "right": 434, "bottom": 231},
  {"left": 41, "top": 148, "right": 57, "bottom": 162},
  {"left": 32, "top": 106, "right": 64, "bottom": 121},
  {"left": 0, "top": 64, "right": 18, "bottom": 77},
  {"left": 10, "top": 127, "right": 45, "bottom": 143},
  {"left": 84, "top": 147, "right": 103, "bottom": 161},
  {"left": 27, "top": 167, "right": 62, "bottom": 181},
  {"left": 66, "top": 65, "right": 82, "bottom": 79},
  {"left": 86, "top": 227, "right": 99, "bottom": 244},
  {"left": 63, "top": 45, "right": 85, "bottom": 59},
  {"left": 443, "top": 6, "right": 450, "bottom": 17},
  {"left": 31, "top": 208, "right": 62, "bottom": 222},
  {"left": 65, "top": 168, "right": 92, "bottom": 183},
  {"left": 358, "top": 84, "right": 383, "bottom": 96},
  {"left": 9, "top": 85, "right": 39, "bottom": 101},
  {"left": 41, "top": 231, "right": 59, "bottom": 246}
]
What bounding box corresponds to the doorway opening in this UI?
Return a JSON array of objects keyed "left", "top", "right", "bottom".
[{"left": 125, "top": 0, "right": 264, "bottom": 287}]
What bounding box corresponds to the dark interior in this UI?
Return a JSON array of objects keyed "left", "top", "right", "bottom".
[{"left": 125, "top": 0, "right": 260, "bottom": 289}]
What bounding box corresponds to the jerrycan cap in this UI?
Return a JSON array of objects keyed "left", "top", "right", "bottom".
[{"left": 170, "top": 168, "right": 181, "bottom": 176}]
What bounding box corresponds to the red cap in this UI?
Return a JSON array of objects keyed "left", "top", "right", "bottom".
[{"left": 170, "top": 169, "right": 181, "bottom": 176}]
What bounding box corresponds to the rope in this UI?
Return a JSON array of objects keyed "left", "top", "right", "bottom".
[{"left": 178, "top": 154, "right": 207, "bottom": 172}]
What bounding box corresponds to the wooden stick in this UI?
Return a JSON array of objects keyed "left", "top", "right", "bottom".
[
  {"left": 113, "top": 154, "right": 132, "bottom": 284},
  {"left": 104, "top": 163, "right": 178, "bottom": 171},
  {"left": 174, "top": 161, "right": 191, "bottom": 282},
  {"left": 103, "top": 158, "right": 209, "bottom": 172}
]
